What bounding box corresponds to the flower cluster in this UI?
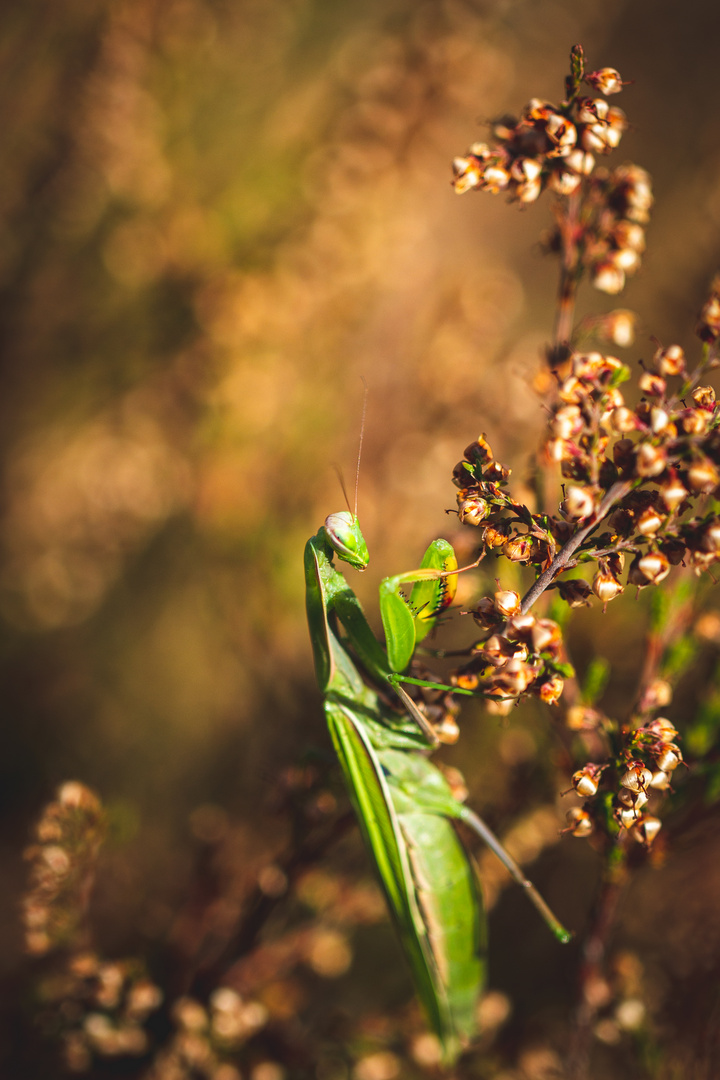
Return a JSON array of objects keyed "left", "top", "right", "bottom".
[
  {"left": 451, "top": 47, "right": 652, "bottom": 295},
  {"left": 22, "top": 781, "right": 106, "bottom": 956},
  {"left": 563, "top": 709, "right": 684, "bottom": 847}
]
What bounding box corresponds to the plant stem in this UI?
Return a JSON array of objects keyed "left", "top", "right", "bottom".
[
  {"left": 566, "top": 838, "right": 629, "bottom": 1080},
  {"left": 520, "top": 480, "right": 632, "bottom": 615}
]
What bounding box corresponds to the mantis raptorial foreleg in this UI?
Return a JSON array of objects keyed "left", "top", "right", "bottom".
[{"left": 304, "top": 510, "right": 571, "bottom": 1062}]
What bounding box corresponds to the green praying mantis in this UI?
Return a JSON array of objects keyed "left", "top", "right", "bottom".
[{"left": 304, "top": 491, "right": 571, "bottom": 1063}]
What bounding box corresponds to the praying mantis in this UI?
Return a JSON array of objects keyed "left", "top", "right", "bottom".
[{"left": 304, "top": 505, "right": 571, "bottom": 1063}]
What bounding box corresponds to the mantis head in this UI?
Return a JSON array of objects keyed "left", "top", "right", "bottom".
[{"left": 324, "top": 512, "right": 369, "bottom": 571}]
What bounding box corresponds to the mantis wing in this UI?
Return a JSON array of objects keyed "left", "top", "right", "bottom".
[{"left": 325, "top": 696, "right": 485, "bottom": 1063}]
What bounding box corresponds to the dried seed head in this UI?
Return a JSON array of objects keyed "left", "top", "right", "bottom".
[
  {"left": 681, "top": 408, "right": 710, "bottom": 436},
  {"left": 649, "top": 770, "right": 671, "bottom": 790},
  {"left": 515, "top": 176, "right": 543, "bottom": 204},
  {"left": 617, "top": 804, "right": 642, "bottom": 829},
  {"left": 503, "top": 535, "right": 538, "bottom": 563},
  {"left": 548, "top": 169, "right": 582, "bottom": 196},
  {"left": 643, "top": 716, "right": 678, "bottom": 742},
  {"left": 551, "top": 404, "right": 584, "bottom": 440},
  {"left": 510, "top": 156, "right": 543, "bottom": 183},
  {"left": 565, "top": 148, "right": 596, "bottom": 175},
  {"left": 565, "top": 807, "right": 594, "bottom": 837},
  {"left": 620, "top": 761, "right": 652, "bottom": 793},
  {"left": 452, "top": 156, "right": 484, "bottom": 194},
  {"left": 636, "top": 506, "right": 665, "bottom": 536},
  {"left": 578, "top": 99, "right": 610, "bottom": 125},
  {"left": 531, "top": 618, "right": 563, "bottom": 655},
  {"left": 692, "top": 385, "right": 716, "bottom": 409},
  {"left": 473, "top": 596, "right": 501, "bottom": 630}
]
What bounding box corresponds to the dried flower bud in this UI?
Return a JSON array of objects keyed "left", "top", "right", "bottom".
[
  {"left": 511, "top": 157, "right": 543, "bottom": 183},
  {"left": 482, "top": 523, "right": 511, "bottom": 549},
  {"left": 458, "top": 496, "right": 489, "bottom": 526},
  {"left": 638, "top": 682, "right": 672, "bottom": 712},
  {"left": 631, "top": 815, "right": 661, "bottom": 845},
  {"left": 696, "top": 281, "right": 720, "bottom": 342},
  {"left": 599, "top": 309, "right": 636, "bottom": 348},
  {"left": 561, "top": 485, "right": 596, "bottom": 521},
  {"left": 570, "top": 764, "right": 604, "bottom": 797},
  {"left": 548, "top": 169, "right": 581, "bottom": 196},
  {"left": 611, "top": 407, "right": 638, "bottom": 433},
  {"left": 593, "top": 260, "right": 625, "bottom": 294},
  {"left": 538, "top": 674, "right": 564, "bottom": 704},
  {"left": 473, "top": 596, "right": 501, "bottom": 630},
  {"left": 642, "top": 716, "right": 678, "bottom": 742},
  {"left": 653, "top": 743, "right": 683, "bottom": 772},
  {"left": 620, "top": 761, "right": 652, "bottom": 793},
  {"left": 617, "top": 805, "right": 642, "bottom": 829},
  {"left": 565, "top": 807, "right": 594, "bottom": 837},
  {"left": 557, "top": 578, "right": 593, "bottom": 607},
  {"left": 636, "top": 506, "right": 665, "bottom": 536},
  {"left": 635, "top": 442, "right": 667, "bottom": 478},
  {"left": 692, "top": 385, "right": 716, "bottom": 409},
  {"left": 566, "top": 705, "right": 602, "bottom": 731},
  {"left": 659, "top": 474, "right": 689, "bottom": 512},
  {"left": 652, "top": 344, "right": 685, "bottom": 377},
  {"left": 593, "top": 568, "right": 623, "bottom": 603},
  {"left": 618, "top": 787, "right": 648, "bottom": 812},
  {"left": 503, "top": 535, "right": 538, "bottom": 563},
  {"left": 452, "top": 156, "right": 483, "bottom": 194},
  {"left": 531, "top": 618, "right": 562, "bottom": 655},
  {"left": 638, "top": 371, "right": 666, "bottom": 397},
  {"left": 551, "top": 405, "right": 584, "bottom": 440},
  {"left": 494, "top": 590, "right": 521, "bottom": 618},
  {"left": 565, "top": 148, "right": 595, "bottom": 175},
  {"left": 687, "top": 458, "right": 720, "bottom": 493},
  {"left": 515, "top": 177, "right": 543, "bottom": 204},
  {"left": 650, "top": 407, "right": 671, "bottom": 434},
  {"left": 649, "top": 770, "right": 671, "bottom": 790},
  {"left": 632, "top": 551, "right": 671, "bottom": 586},
  {"left": 585, "top": 67, "right": 625, "bottom": 95},
  {"left": 578, "top": 99, "right": 610, "bottom": 125}
]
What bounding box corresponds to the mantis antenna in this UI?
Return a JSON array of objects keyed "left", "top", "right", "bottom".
[{"left": 355, "top": 376, "right": 368, "bottom": 521}]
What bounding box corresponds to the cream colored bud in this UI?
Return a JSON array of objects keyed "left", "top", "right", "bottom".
[
  {"left": 644, "top": 715, "right": 678, "bottom": 741},
  {"left": 620, "top": 763, "right": 652, "bottom": 792},
  {"left": 636, "top": 507, "right": 664, "bottom": 536},
  {"left": 457, "top": 496, "right": 489, "bottom": 526},
  {"left": 593, "top": 261, "right": 625, "bottom": 294},
  {"left": 631, "top": 815, "right": 661, "bottom": 845},
  {"left": 452, "top": 157, "right": 483, "bottom": 194},
  {"left": 635, "top": 551, "right": 670, "bottom": 586},
  {"left": 548, "top": 169, "right": 581, "bottom": 196},
  {"left": 649, "top": 407, "right": 670, "bottom": 434},
  {"left": 578, "top": 98, "right": 610, "bottom": 123},
  {"left": 572, "top": 767, "right": 601, "bottom": 797},
  {"left": 635, "top": 443, "right": 667, "bottom": 478},
  {"left": 603, "top": 309, "right": 636, "bottom": 347},
  {"left": 660, "top": 476, "right": 688, "bottom": 512},
  {"left": 649, "top": 770, "right": 671, "bottom": 790},
  {"left": 654, "top": 743, "right": 682, "bottom": 772},
  {"left": 652, "top": 344, "right": 685, "bottom": 376},
  {"left": 592, "top": 569, "right": 623, "bottom": 603},
  {"left": 638, "top": 372, "right": 666, "bottom": 397},
  {"left": 681, "top": 408, "right": 710, "bottom": 435},
  {"left": 494, "top": 590, "right": 521, "bottom": 618},
  {"left": 613, "top": 247, "right": 641, "bottom": 273},
  {"left": 586, "top": 67, "right": 624, "bottom": 95},
  {"left": 687, "top": 458, "right": 720, "bottom": 493},
  {"left": 516, "top": 177, "right": 542, "bottom": 204},
  {"left": 618, "top": 788, "right": 648, "bottom": 812},
  {"left": 702, "top": 520, "right": 720, "bottom": 552},
  {"left": 510, "top": 157, "right": 542, "bottom": 183},
  {"left": 611, "top": 406, "right": 637, "bottom": 433},
  {"left": 565, "top": 807, "right": 593, "bottom": 837},
  {"left": 566, "top": 149, "right": 595, "bottom": 175},
  {"left": 561, "top": 485, "right": 596, "bottom": 521},
  {"left": 539, "top": 675, "right": 564, "bottom": 704},
  {"left": 617, "top": 805, "right": 641, "bottom": 829},
  {"left": 551, "top": 405, "right": 583, "bottom": 440}
]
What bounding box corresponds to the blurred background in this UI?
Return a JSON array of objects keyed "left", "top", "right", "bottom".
[{"left": 3, "top": 0, "right": 720, "bottom": 1077}]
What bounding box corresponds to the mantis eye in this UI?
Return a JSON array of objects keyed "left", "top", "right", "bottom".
[{"left": 324, "top": 512, "right": 369, "bottom": 570}]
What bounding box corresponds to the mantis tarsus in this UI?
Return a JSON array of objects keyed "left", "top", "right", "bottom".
[{"left": 305, "top": 508, "right": 571, "bottom": 1063}]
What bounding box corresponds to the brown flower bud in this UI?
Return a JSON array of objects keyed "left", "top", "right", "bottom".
[
  {"left": 551, "top": 405, "right": 584, "bottom": 440},
  {"left": 653, "top": 743, "right": 683, "bottom": 772},
  {"left": 652, "top": 344, "right": 685, "bottom": 377},
  {"left": 570, "top": 764, "right": 604, "bottom": 797},
  {"left": 642, "top": 716, "right": 678, "bottom": 742},
  {"left": 681, "top": 408, "right": 710, "bottom": 435},
  {"left": 452, "top": 156, "right": 484, "bottom": 193},
  {"left": 561, "top": 485, "right": 596, "bottom": 521},
  {"left": 473, "top": 596, "right": 502, "bottom": 630},
  {"left": 649, "top": 770, "right": 671, "bottom": 790},
  {"left": 503, "top": 535, "right": 538, "bottom": 563},
  {"left": 557, "top": 578, "right": 592, "bottom": 607},
  {"left": 618, "top": 787, "right": 648, "bottom": 812},
  {"left": 659, "top": 474, "right": 689, "bottom": 512},
  {"left": 636, "top": 506, "right": 665, "bottom": 536},
  {"left": 494, "top": 589, "right": 521, "bottom": 618},
  {"left": 585, "top": 68, "right": 625, "bottom": 95},
  {"left": 531, "top": 618, "right": 562, "bottom": 655},
  {"left": 611, "top": 406, "right": 638, "bottom": 433},
  {"left": 538, "top": 674, "right": 564, "bottom": 704},
  {"left": 592, "top": 260, "right": 625, "bottom": 294},
  {"left": 548, "top": 169, "right": 581, "bottom": 196},
  {"left": 629, "top": 551, "right": 670, "bottom": 587},
  {"left": 565, "top": 148, "right": 595, "bottom": 175},
  {"left": 638, "top": 372, "right": 666, "bottom": 397}
]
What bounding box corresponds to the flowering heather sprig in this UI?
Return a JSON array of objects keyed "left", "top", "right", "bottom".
[
  {"left": 451, "top": 45, "right": 652, "bottom": 296},
  {"left": 22, "top": 781, "right": 106, "bottom": 956}
]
